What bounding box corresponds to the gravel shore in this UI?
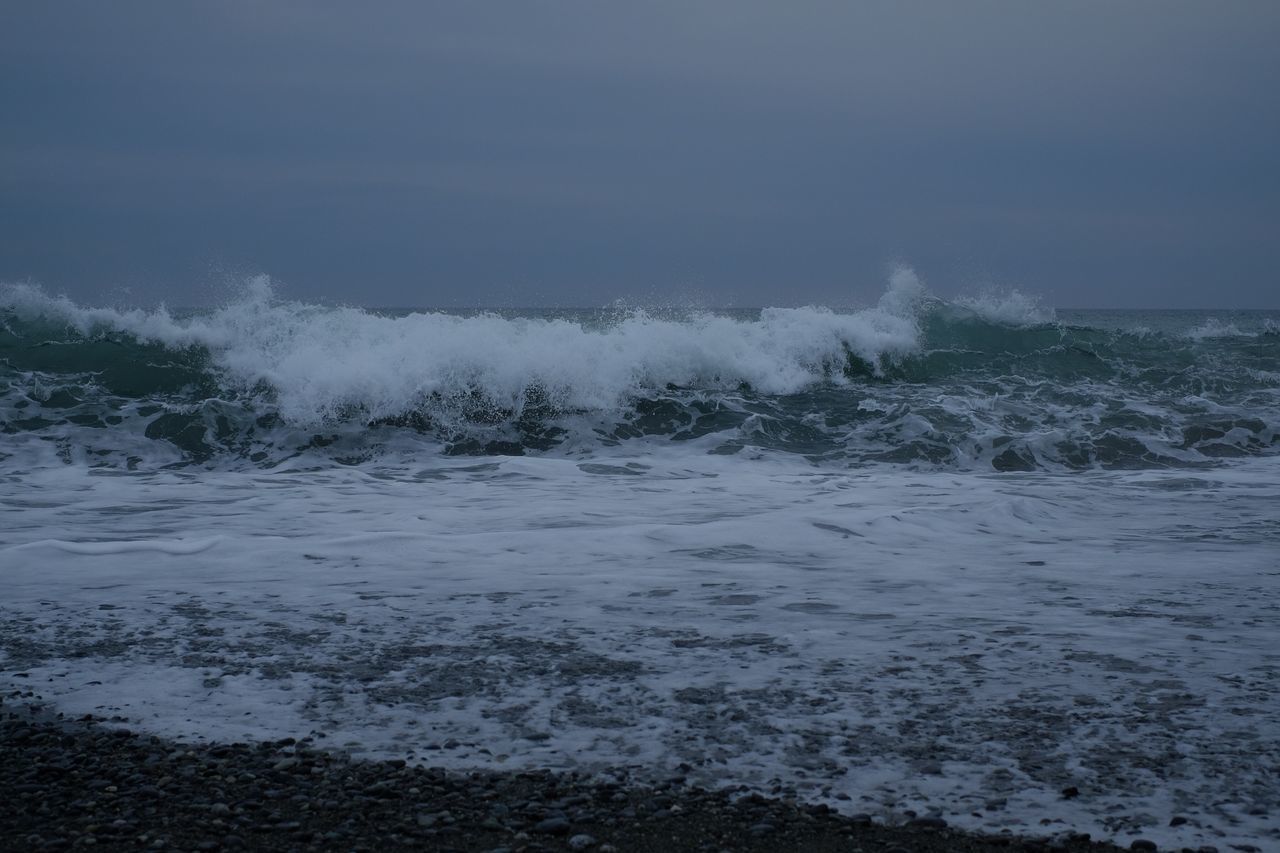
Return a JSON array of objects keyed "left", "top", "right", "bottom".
[{"left": 3, "top": 691, "right": 1162, "bottom": 853}]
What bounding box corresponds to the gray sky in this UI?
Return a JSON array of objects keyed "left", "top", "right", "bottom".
[{"left": 3, "top": 1, "right": 1278, "bottom": 308}]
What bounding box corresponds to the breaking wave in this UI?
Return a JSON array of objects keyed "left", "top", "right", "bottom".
[{"left": 2, "top": 269, "right": 1278, "bottom": 471}]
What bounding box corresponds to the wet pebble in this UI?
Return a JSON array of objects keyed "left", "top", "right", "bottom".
[
  {"left": 533, "top": 816, "right": 570, "bottom": 835},
  {"left": 0, "top": 692, "right": 1163, "bottom": 853}
]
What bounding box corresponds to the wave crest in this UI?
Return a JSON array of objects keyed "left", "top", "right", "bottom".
[
  {"left": 7, "top": 273, "right": 1276, "bottom": 473},
  {"left": 2, "top": 271, "right": 927, "bottom": 427},
  {"left": 953, "top": 288, "right": 1055, "bottom": 326}
]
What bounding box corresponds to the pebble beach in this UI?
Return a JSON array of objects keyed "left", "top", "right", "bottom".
[{"left": 3, "top": 691, "right": 1150, "bottom": 853}]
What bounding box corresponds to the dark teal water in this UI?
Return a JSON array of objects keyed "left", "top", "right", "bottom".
[{"left": 2, "top": 282, "right": 1277, "bottom": 472}]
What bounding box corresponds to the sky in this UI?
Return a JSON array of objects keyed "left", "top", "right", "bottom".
[{"left": 2, "top": 1, "right": 1278, "bottom": 309}]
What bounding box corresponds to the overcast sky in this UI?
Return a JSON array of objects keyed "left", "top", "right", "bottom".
[{"left": 2, "top": 1, "right": 1278, "bottom": 308}]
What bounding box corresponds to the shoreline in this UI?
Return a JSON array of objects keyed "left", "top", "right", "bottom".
[{"left": 2, "top": 691, "right": 1151, "bottom": 853}]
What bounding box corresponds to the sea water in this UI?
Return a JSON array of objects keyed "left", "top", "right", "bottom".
[{"left": 2, "top": 270, "right": 1277, "bottom": 849}]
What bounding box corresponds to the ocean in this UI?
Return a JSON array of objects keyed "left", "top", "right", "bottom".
[{"left": 2, "top": 271, "right": 1278, "bottom": 850}]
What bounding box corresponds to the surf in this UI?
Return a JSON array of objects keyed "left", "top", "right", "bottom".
[{"left": 3, "top": 270, "right": 1278, "bottom": 471}]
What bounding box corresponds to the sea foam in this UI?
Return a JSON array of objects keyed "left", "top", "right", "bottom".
[{"left": 2, "top": 269, "right": 927, "bottom": 426}]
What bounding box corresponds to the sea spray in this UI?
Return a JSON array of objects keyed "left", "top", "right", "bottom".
[{"left": 2, "top": 271, "right": 1277, "bottom": 470}]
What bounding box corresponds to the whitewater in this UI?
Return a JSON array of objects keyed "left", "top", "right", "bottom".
[{"left": 2, "top": 271, "right": 1278, "bottom": 851}]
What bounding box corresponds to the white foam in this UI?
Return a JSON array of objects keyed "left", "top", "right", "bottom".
[
  {"left": 953, "top": 288, "right": 1056, "bottom": 326},
  {"left": 2, "top": 451, "right": 1277, "bottom": 850},
  {"left": 1187, "top": 317, "right": 1249, "bottom": 339},
  {"left": 2, "top": 271, "right": 927, "bottom": 428},
  {"left": 15, "top": 537, "right": 223, "bottom": 556}
]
